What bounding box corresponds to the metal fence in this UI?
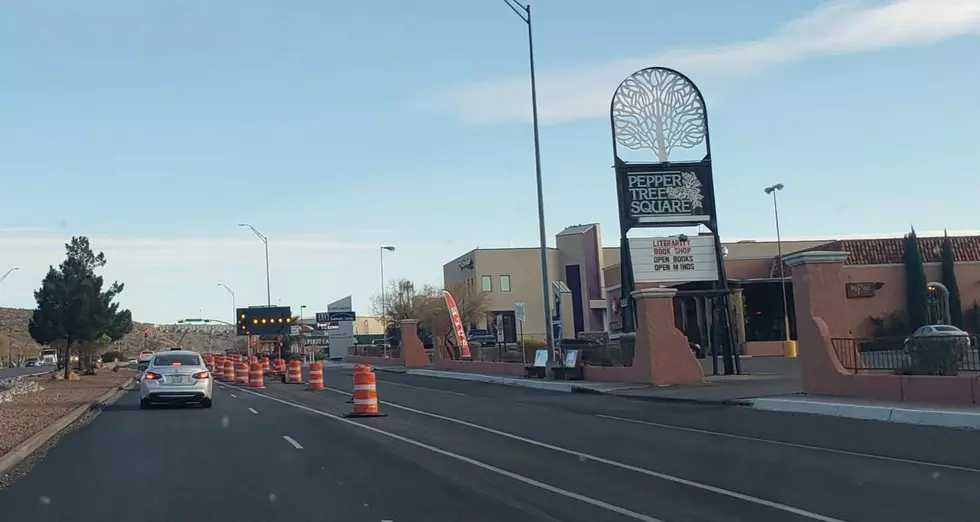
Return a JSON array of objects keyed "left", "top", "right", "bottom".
[
  {"left": 831, "top": 336, "right": 980, "bottom": 373},
  {"left": 348, "top": 344, "right": 402, "bottom": 359}
]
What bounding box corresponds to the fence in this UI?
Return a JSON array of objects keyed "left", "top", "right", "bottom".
[
  {"left": 348, "top": 344, "right": 402, "bottom": 359},
  {"left": 831, "top": 335, "right": 980, "bottom": 374}
]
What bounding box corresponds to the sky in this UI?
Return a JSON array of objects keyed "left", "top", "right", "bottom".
[{"left": 1, "top": 0, "right": 978, "bottom": 324}]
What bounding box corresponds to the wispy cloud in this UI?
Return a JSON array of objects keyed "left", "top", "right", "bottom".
[{"left": 438, "top": 0, "right": 980, "bottom": 125}]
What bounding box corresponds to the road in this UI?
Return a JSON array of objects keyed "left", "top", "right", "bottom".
[
  {"left": 0, "top": 367, "right": 50, "bottom": 380},
  {"left": 2, "top": 367, "right": 980, "bottom": 521}
]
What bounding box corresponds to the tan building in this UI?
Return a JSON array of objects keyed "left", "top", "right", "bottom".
[
  {"left": 353, "top": 315, "right": 384, "bottom": 335},
  {"left": 443, "top": 224, "right": 618, "bottom": 342}
]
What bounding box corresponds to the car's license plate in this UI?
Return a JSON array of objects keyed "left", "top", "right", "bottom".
[{"left": 169, "top": 376, "right": 185, "bottom": 384}]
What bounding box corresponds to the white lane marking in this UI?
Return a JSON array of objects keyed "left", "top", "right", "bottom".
[
  {"left": 282, "top": 435, "right": 304, "bottom": 450},
  {"left": 236, "top": 387, "right": 665, "bottom": 522},
  {"left": 248, "top": 407, "right": 259, "bottom": 414},
  {"left": 230, "top": 393, "right": 237, "bottom": 398},
  {"left": 317, "top": 386, "right": 842, "bottom": 522},
  {"left": 380, "top": 380, "right": 467, "bottom": 396},
  {"left": 596, "top": 414, "right": 980, "bottom": 475}
]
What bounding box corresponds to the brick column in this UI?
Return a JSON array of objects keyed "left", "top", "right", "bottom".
[
  {"left": 399, "top": 319, "right": 430, "bottom": 368},
  {"left": 632, "top": 287, "right": 704, "bottom": 385}
]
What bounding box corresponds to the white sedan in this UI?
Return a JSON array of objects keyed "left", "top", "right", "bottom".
[{"left": 139, "top": 350, "right": 213, "bottom": 409}]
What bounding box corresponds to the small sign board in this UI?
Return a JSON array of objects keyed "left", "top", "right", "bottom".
[
  {"left": 846, "top": 282, "right": 877, "bottom": 299},
  {"left": 515, "top": 301, "right": 526, "bottom": 322},
  {"left": 629, "top": 235, "right": 719, "bottom": 284},
  {"left": 305, "top": 337, "right": 329, "bottom": 346},
  {"left": 315, "top": 312, "right": 329, "bottom": 323},
  {"left": 533, "top": 349, "right": 549, "bottom": 368}
]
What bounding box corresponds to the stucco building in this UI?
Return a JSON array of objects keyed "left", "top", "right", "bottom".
[{"left": 443, "top": 225, "right": 980, "bottom": 353}]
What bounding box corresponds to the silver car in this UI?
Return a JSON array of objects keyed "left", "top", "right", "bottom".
[{"left": 139, "top": 350, "right": 213, "bottom": 409}]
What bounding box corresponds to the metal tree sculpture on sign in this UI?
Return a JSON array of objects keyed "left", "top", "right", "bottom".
[{"left": 612, "top": 68, "right": 707, "bottom": 163}]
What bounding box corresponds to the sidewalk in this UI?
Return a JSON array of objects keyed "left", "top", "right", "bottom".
[{"left": 743, "top": 395, "right": 980, "bottom": 430}]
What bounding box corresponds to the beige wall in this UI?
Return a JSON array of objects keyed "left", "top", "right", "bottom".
[
  {"left": 353, "top": 315, "right": 384, "bottom": 335},
  {"left": 442, "top": 247, "right": 572, "bottom": 339}
]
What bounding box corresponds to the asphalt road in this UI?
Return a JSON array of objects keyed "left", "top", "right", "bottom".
[
  {"left": 0, "top": 366, "right": 50, "bottom": 380},
  {"left": 1, "top": 367, "right": 979, "bottom": 521}
]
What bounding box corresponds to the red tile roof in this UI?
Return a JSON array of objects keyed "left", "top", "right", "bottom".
[{"left": 767, "top": 235, "right": 980, "bottom": 275}]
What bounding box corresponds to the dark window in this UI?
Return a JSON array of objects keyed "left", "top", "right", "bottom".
[{"left": 152, "top": 354, "right": 202, "bottom": 366}]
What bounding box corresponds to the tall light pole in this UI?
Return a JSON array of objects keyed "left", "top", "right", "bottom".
[
  {"left": 764, "top": 183, "right": 792, "bottom": 346},
  {"left": 380, "top": 246, "right": 395, "bottom": 356},
  {"left": 503, "top": 0, "right": 555, "bottom": 359},
  {"left": 0, "top": 267, "right": 18, "bottom": 288},
  {"left": 238, "top": 223, "right": 271, "bottom": 306},
  {"left": 218, "top": 283, "right": 236, "bottom": 324}
]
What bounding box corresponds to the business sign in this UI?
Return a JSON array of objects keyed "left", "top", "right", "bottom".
[
  {"left": 305, "top": 337, "right": 329, "bottom": 346},
  {"left": 327, "top": 311, "right": 355, "bottom": 322},
  {"left": 315, "top": 312, "right": 329, "bottom": 323},
  {"left": 629, "top": 235, "right": 719, "bottom": 284},
  {"left": 622, "top": 167, "right": 713, "bottom": 226}
]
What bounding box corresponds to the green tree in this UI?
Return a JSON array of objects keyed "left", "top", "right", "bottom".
[
  {"left": 940, "top": 231, "right": 964, "bottom": 328},
  {"left": 28, "top": 237, "right": 134, "bottom": 379},
  {"left": 904, "top": 228, "right": 929, "bottom": 331}
]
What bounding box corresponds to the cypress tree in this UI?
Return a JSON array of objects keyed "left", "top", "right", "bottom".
[
  {"left": 941, "top": 231, "right": 964, "bottom": 328},
  {"left": 904, "top": 228, "right": 929, "bottom": 330}
]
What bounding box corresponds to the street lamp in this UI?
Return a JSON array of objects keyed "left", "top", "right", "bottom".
[
  {"left": 502, "top": 0, "right": 555, "bottom": 359},
  {"left": 0, "top": 267, "right": 19, "bottom": 287},
  {"left": 238, "top": 223, "right": 271, "bottom": 306},
  {"left": 764, "top": 183, "right": 793, "bottom": 351},
  {"left": 218, "top": 283, "right": 236, "bottom": 324},
  {"left": 380, "top": 246, "right": 395, "bottom": 356}
]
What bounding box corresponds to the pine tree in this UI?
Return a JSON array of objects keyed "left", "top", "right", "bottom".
[
  {"left": 904, "top": 228, "right": 929, "bottom": 331},
  {"left": 941, "top": 231, "right": 964, "bottom": 328},
  {"left": 28, "top": 237, "right": 133, "bottom": 379}
]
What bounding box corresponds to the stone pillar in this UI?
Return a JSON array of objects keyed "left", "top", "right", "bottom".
[
  {"left": 783, "top": 251, "right": 855, "bottom": 395},
  {"left": 399, "top": 319, "right": 430, "bottom": 368},
  {"left": 632, "top": 288, "right": 704, "bottom": 386}
]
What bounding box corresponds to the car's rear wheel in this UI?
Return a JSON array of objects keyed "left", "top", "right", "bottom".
[
  {"left": 140, "top": 398, "right": 151, "bottom": 410},
  {"left": 201, "top": 398, "right": 213, "bottom": 409}
]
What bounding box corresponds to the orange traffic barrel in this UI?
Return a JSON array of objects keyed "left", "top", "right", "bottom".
[
  {"left": 235, "top": 362, "right": 249, "bottom": 384},
  {"left": 285, "top": 360, "right": 303, "bottom": 384},
  {"left": 249, "top": 363, "right": 265, "bottom": 389},
  {"left": 261, "top": 357, "right": 270, "bottom": 373},
  {"left": 223, "top": 360, "right": 235, "bottom": 382},
  {"left": 275, "top": 358, "right": 286, "bottom": 374},
  {"left": 346, "top": 369, "right": 384, "bottom": 417},
  {"left": 308, "top": 362, "right": 324, "bottom": 390}
]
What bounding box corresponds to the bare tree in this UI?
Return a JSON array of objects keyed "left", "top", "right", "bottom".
[
  {"left": 369, "top": 279, "right": 440, "bottom": 328},
  {"left": 421, "top": 283, "right": 491, "bottom": 336}
]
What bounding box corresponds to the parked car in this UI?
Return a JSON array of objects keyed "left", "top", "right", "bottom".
[
  {"left": 25, "top": 357, "right": 40, "bottom": 367},
  {"left": 467, "top": 329, "right": 496, "bottom": 347},
  {"left": 902, "top": 325, "right": 972, "bottom": 350}
]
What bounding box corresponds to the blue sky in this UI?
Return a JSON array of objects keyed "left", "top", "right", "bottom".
[{"left": 1, "top": 0, "right": 978, "bottom": 324}]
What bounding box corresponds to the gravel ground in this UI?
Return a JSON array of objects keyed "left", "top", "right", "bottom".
[{"left": 0, "top": 369, "right": 135, "bottom": 457}]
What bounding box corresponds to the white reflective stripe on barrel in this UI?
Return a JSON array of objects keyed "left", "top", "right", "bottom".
[
  {"left": 353, "top": 384, "right": 375, "bottom": 391},
  {"left": 353, "top": 399, "right": 376, "bottom": 405}
]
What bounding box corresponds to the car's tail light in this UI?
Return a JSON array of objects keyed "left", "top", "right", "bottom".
[
  {"left": 143, "top": 372, "right": 163, "bottom": 380},
  {"left": 192, "top": 371, "right": 210, "bottom": 380}
]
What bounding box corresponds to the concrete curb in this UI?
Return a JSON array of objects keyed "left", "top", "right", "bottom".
[
  {"left": 405, "top": 368, "right": 578, "bottom": 392},
  {"left": 0, "top": 376, "right": 135, "bottom": 477},
  {"left": 744, "top": 397, "right": 980, "bottom": 430}
]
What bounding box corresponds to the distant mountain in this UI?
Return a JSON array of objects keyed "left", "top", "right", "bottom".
[{"left": 0, "top": 307, "right": 244, "bottom": 358}]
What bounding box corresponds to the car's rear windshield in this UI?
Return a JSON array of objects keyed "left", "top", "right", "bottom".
[
  {"left": 152, "top": 354, "right": 201, "bottom": 366},
  {"left": 934, "top": 326, "right": 961, "bottom": 332}
]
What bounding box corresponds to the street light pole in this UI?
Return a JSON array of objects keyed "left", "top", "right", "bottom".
[
  {"left": 300, "top": 305, "right": 307, "bottom": 363},
  {"left": 380, "top": 246, "right": 395, "bottom": 357},
  {"left": 0, "top": 267, "right": 19, "bottom": 288},
  {"left": 218, "top": 283, "right": 236, "bottom": 324},
  {"left": 503, "top": 0, "right": 555, "bottom": 360},
  {"left": 764, "top": 183, "right": 792, "bottom": 344},
  {"left": 238, "top": 223, "right": 271, "bottom": 306}
]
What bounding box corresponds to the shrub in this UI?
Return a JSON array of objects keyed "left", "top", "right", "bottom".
[
  {"left": 101, "top": 350, "right": 127, "bottom": 363},
  {"left": 899, "top": 336, "right": 968, "bottom": 376}
]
